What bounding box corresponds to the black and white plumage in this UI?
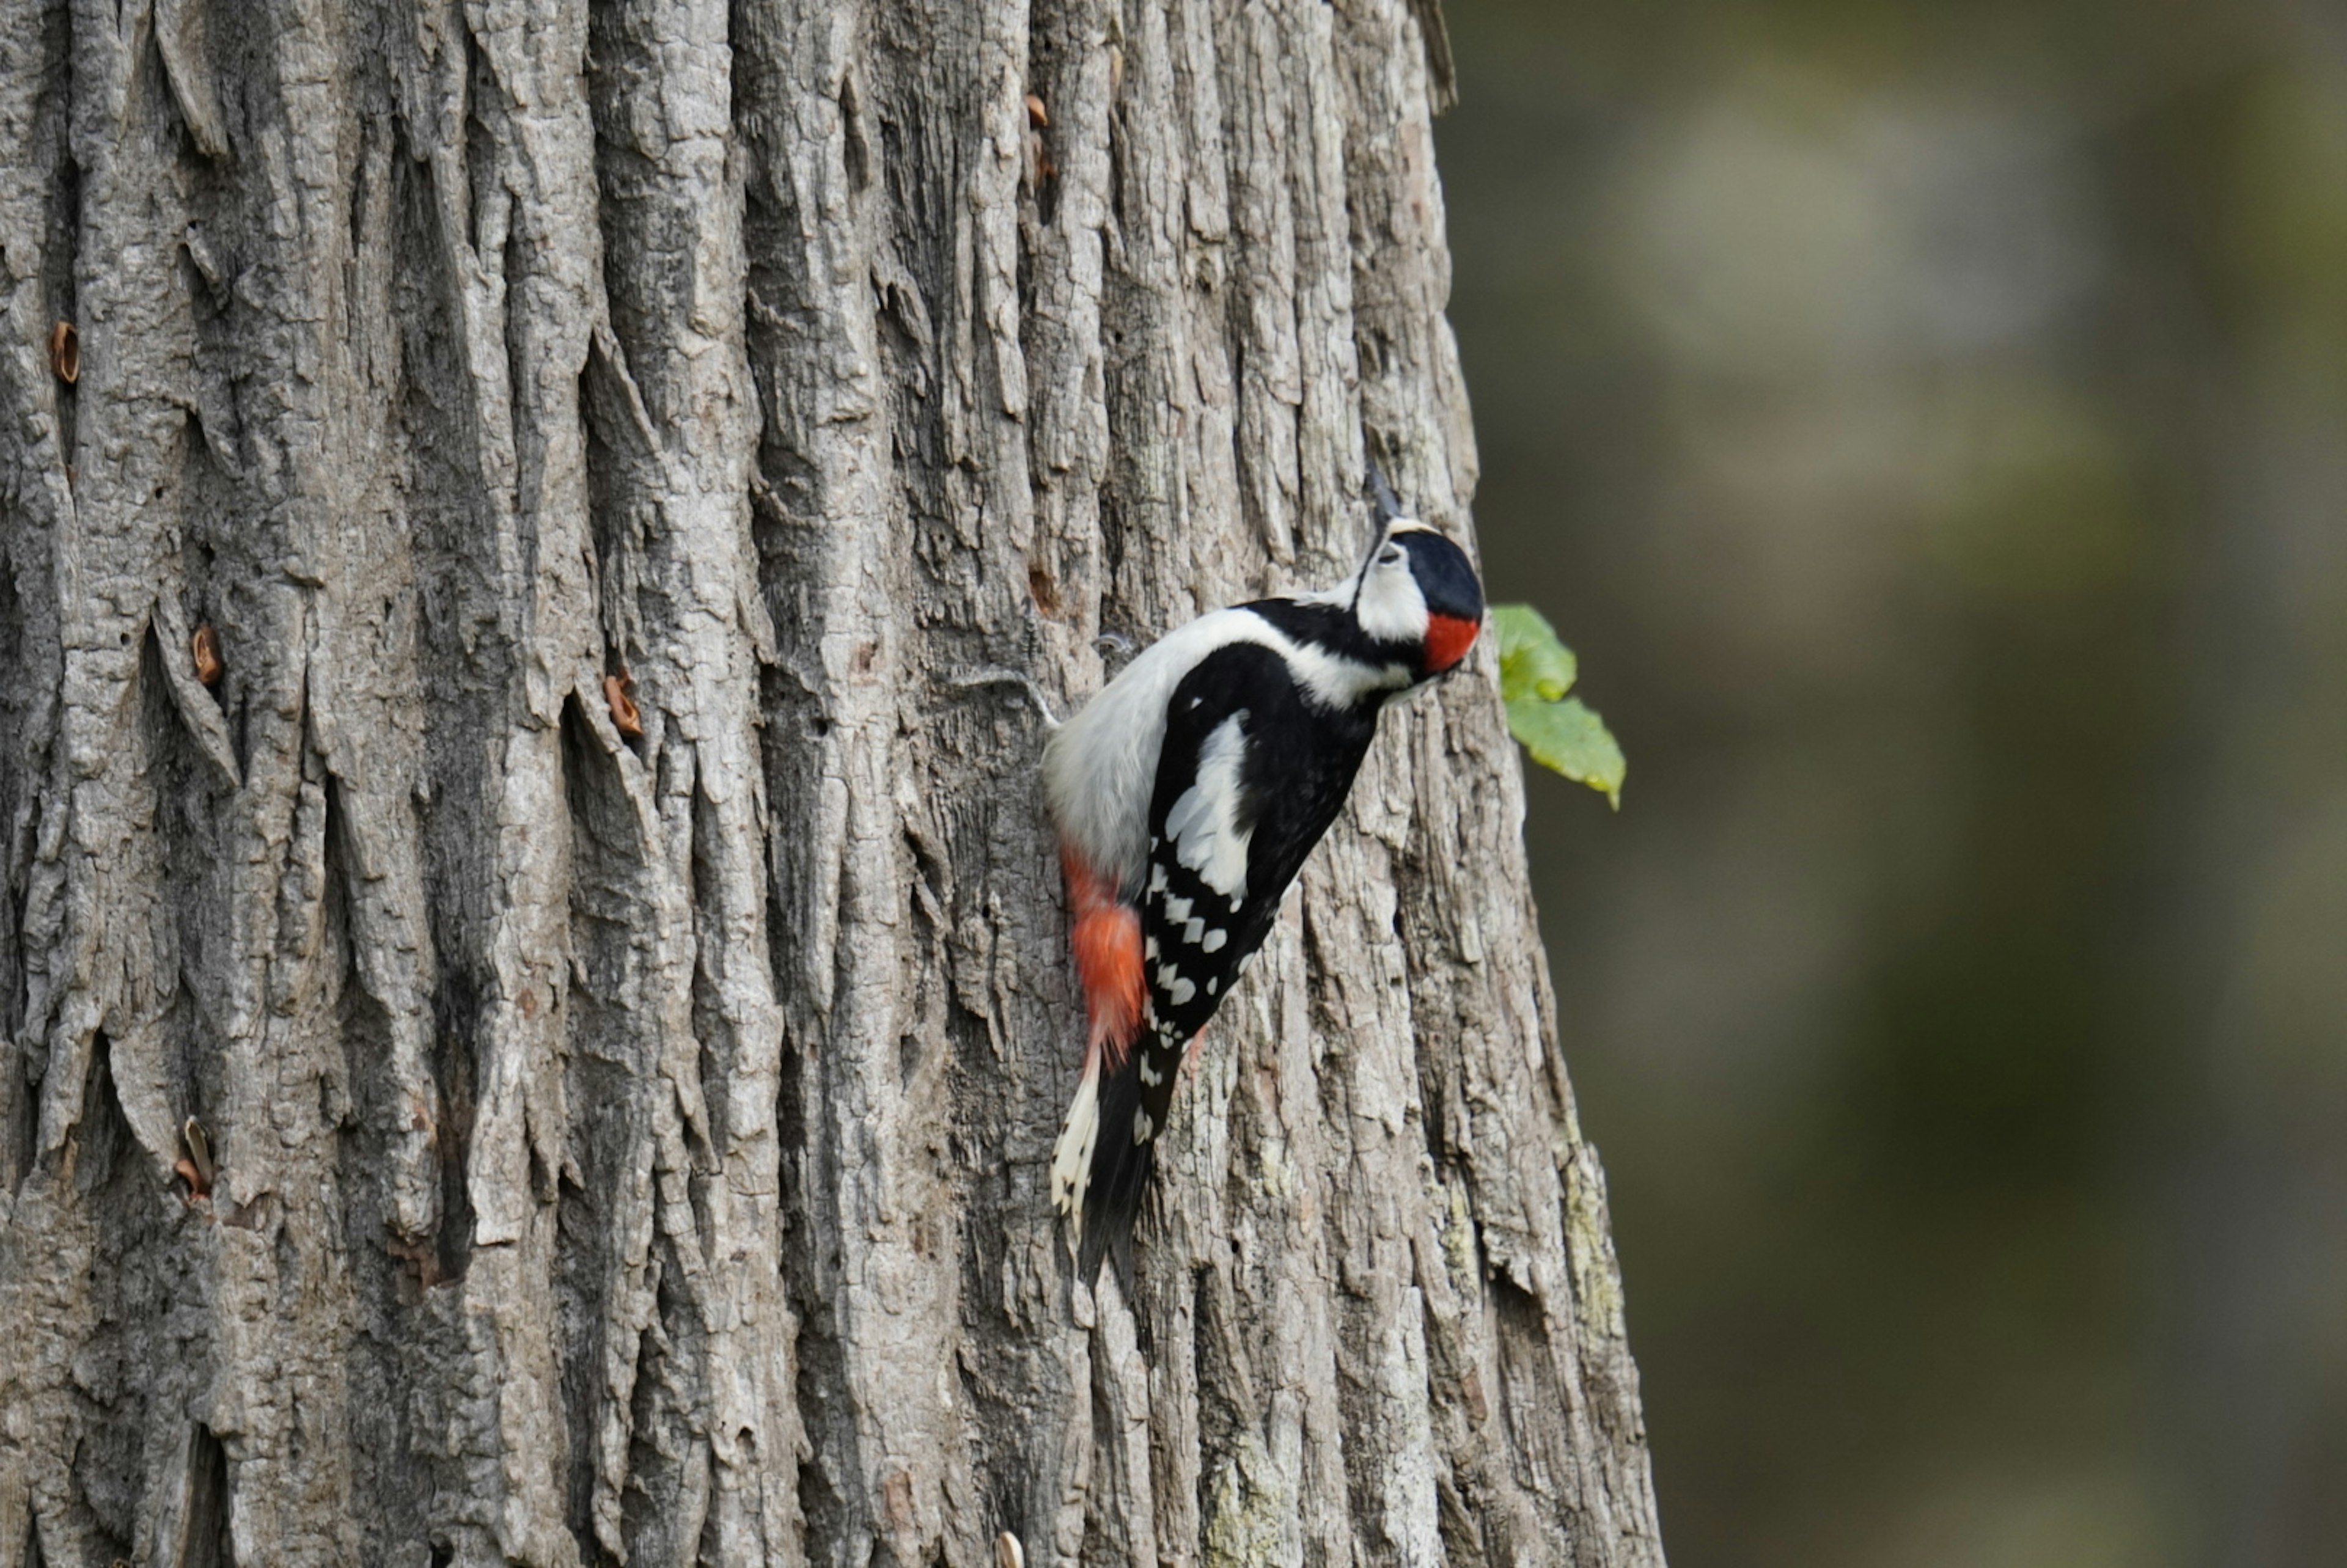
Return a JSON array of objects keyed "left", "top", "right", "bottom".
[{"left": 1042, "top": 508, "right": 1485, "bottom": 1276}]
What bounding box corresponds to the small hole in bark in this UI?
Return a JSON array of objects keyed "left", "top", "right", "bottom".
[
  {"left": 603, "top": 670, "right": 642, "bottom": 738},
  {"left": 192, "top": 623, "right": 224, "bottom": 685},
  {"left": 180, "top": 1116, "right": 216, "bottom": 1196},
  {"left": 1027, "top": 563, "right": 1060, "bottom": 616}
]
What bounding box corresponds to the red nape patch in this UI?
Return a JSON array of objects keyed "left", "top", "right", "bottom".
[
  {"left": 1424, "top": 614, "right": 1481, "bottom": 674},
  {"left": 1063, "top": 849, "right": 1144, "bottom": 1064}
]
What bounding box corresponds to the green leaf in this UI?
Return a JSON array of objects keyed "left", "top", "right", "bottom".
[
  {"left": 1489, "top": 602, "right": 1625, "bottom": 807},
  {"left": 1505, "top": 694, "right": 1625, "bottom": 808},
  {"left": 1493, "top": 603, "right": 1577, "bottom": 703}
]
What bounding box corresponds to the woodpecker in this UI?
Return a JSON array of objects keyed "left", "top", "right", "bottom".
[{"left": 1043, "top": 494, "right": 1485, "bottom": 1277}]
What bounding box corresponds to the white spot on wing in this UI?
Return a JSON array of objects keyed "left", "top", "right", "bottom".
[
  {"left": 1165, "top": 713, "right": 1253, "bottom": 898},
  {"left": 1168, "top": 978, "right": 1196, "bottom": 1005},
  {"left": 1202, "top": 929, "right": 1227, "bottom": 952},
  {"left": 1164, "top": 893, "right": 1192, "bottom": 923}
]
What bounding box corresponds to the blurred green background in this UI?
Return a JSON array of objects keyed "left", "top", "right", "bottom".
[{"left": 1437, "top": 3, "right": 2347, "bottom": 1565}]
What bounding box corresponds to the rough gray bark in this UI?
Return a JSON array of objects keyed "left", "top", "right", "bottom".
[{"left": 0, "top": 0, "right": 1662, "bottom": 1564}]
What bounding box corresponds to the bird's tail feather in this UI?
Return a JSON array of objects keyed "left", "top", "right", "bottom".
[
  {"left": 1074, "top": 1022, "right": 1191, "bottom": 1282},
  {"left": 1048, "top": 1051, "right": 1102, "bottom": 1225},
  {"left": 1078, "top": 1049, "right": 1158, "bottom": 1282}
]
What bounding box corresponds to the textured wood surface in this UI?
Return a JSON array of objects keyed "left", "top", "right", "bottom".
[{"left": 0, "top": 0, "right": 1662, "bottom": 1562}]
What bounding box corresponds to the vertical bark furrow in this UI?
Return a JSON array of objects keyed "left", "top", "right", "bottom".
[{"left": 0, "top": 1, "right": 1664, "bottom": 1563}]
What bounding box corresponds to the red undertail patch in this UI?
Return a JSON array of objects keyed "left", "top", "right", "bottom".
[{"left": 1063, "top": 848, "right": 1144, "bottom": 1066}]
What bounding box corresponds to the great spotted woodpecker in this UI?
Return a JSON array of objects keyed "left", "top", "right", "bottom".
[{"left": 1043, "top": 499, "right": 1485, "bottom": 1275}]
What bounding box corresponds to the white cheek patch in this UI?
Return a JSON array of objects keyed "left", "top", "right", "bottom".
[
  {"left": 1164, "top": 713, "right": 1253, "bottom": 898},
  {"left": 1353, "top": 551, "right": 1430, "bottom": 646}
]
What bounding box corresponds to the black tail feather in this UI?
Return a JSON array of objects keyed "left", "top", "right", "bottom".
[{"left": 1078, "top": 1050, "right": 1158, "bottom": 1284}]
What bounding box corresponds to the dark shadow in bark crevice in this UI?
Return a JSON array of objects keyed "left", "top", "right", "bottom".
[
  {"left": 0, "top": 546, "right": 33, "bottom": 1190},
  {"left": 177, "top": 1421, "right": 236, "bottom": 1568},
  {"left": 555, "top": 692, "right": 637, "bottom": 1563},
  {"left": 67, "top": 1031, "right": 179, "bottom": 1562},
  {"left": 422, "top": 958, "right": 480, "bottom": 1289},
  {"left": 320, "top": 761, "right": 454, "bottom": 1561}
]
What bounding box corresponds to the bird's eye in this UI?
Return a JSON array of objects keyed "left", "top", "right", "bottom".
[{"left": 1378, "top": 547, "right": 1405, "bottom": 566}]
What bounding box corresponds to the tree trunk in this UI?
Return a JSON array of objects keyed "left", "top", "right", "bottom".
[{"left": 0, "top": 0, "right": 1662, "bottom": 1563}]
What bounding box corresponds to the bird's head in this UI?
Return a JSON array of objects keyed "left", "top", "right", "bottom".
[{"left": 1350, "top": 519, "right": 1485, "bottom": 680}]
